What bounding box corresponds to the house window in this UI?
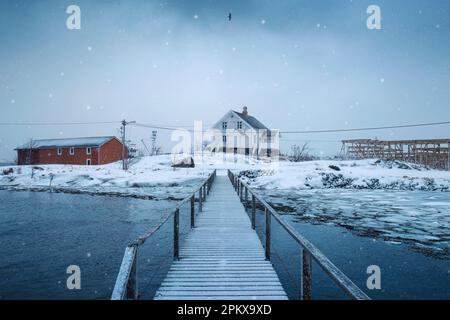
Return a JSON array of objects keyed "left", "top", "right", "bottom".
[
  {"left": 222, "top": 135, "right": 227, "bottom": 143},
  {"left": 222, "top": 122, "right": 227, "bottom": 130},
  {"left": 57, "top": 148, "right": 62, "bottom": 156},
  {"left": 86, "top": 147, "right": 92, "bottom": 155},
  {"left": 237, "top": 121, "right": 243, "bottom": 129},
  {"left": 86, "top": 159, "right": 92, "bottom": 166},
  {"left": 69, "top": 147, "right": 75, "bottom": 155}
]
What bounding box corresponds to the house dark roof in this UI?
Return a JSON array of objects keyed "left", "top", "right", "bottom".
[
  {"left": 16, "top": 136, "right": 117, "bottom": 150},
  {"left": 232, "top": 111, "right": 269, "bottom": 130}
]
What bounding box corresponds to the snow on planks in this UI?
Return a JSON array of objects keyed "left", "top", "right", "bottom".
[{"left": 154, "top": 174, "right": 288, "bottom": 300}]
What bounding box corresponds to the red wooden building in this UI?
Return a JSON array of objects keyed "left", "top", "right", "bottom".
[{"left": 16, "top": 136, "right": 127, "bottom": 166}]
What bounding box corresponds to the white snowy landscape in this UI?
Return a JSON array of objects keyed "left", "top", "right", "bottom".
[
  {"left": 2, "top": 155, "right": 450, "bottom": 196},
  {"left": 1, "top": 155, "right": 449, "bottom": 259}
]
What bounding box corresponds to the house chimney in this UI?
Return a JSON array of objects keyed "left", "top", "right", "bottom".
[{"left": 242, "top": 106, "right": 248, "bottom": 116}]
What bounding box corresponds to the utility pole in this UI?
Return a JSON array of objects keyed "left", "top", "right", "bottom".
[{"left": 121, "top": 120, "right": 136, "bottom": 170}]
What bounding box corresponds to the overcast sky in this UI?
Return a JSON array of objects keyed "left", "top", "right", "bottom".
[{"left": 0, "top": 0, "right": 449, "bottom": 161}]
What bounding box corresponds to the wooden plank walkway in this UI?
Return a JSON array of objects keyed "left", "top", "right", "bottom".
[{"left": 154, "top": 174, "right": 288, "bottom": 300}]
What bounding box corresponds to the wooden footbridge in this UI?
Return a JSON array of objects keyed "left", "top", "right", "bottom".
[{"left": 112, "top": 170, "right": 370, "bottom": 300}]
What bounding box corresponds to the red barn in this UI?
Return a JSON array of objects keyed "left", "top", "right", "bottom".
[{"left": 16, "top": 136, "right": 128, "bottom": 166}]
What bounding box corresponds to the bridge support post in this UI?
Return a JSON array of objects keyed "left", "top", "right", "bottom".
[
  {"left": 190, "top": 195, "right": 195, "bottom": 228},
  {"left": 127, "top": 246, "right": 138, "bottom": 300},
  {"left": 174, "top": 209, "right": 179, "bottom": 260},
  {"left": 251, "top": 195, "right": 256, "bottom": 229},
  {"left": 265, "top": 208, "right": 271, "bottom": 260},
  {"left": 301, "top": 250, "right": 312, "bottom": 300},
  {"left": 245, "top": 187, "right": 248, "bottom": 208}
]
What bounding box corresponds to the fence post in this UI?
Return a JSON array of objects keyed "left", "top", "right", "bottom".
[
  {"left": 302, "top": 250, "right": 312, "bottom": 300},
  {"left": 245, "top": 187, "right": 248, "bottom": 208},
  {"left": 240, "top": 184, "right": 243, "bottom": 202},
  {"left": 199, "top": 189, "right": 203, "bottom": 212},
  {"left": 190, "top": 195, "right": 195, "bottom": 228},
  {"left": 174, "top": 209, "right": 179, "bottom": 260},
  {"left": 251, "top": 195, "right": 256, "bottom": 230},
  {"left": 265, "top": 208, "right": 271, "bottom": 260},
  {"left": 127, "top": 247, "right": 138, "bottom": 300}
]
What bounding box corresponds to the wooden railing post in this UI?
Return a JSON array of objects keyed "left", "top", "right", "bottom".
[
  {"left": 302, "top": 250, "right": 312, "bottom": 300},
  {"left": 190, "top": 195, "right": 195, "bottom": 228},
  {"left": 174, "top": 209, "right": 179, "bottom": 260},
  {"left": 251, "top": 195, "right": 256, "bottom": 229},
  {"left": 127, "top": 247, "right": 138, "bottom": 300},
  {"left": 240, "top": 183, "right": 243, "bottom": 202},
  {"left": 199, "top": 189, "right": 203, "bottom": 212},
  {"left": 265, "top": 208, "right": 271, "bottom": 260},
  {"left": 245, "top": 187, "right": 248, "bottom": 208}
]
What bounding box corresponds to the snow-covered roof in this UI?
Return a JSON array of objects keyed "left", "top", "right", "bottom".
[
  {"left": 232, "top": 110, "right": 269, "bottom": 130},
  {"left": 16, "top": 136, "right": 117, "bottom": 149}
]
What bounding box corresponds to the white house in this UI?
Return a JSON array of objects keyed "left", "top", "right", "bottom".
[{"left": 207, "top": 107, "right": 279, "bottom": 159}]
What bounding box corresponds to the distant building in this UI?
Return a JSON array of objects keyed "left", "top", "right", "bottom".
[
  {"left": 208, "top": 107, "right": 279, "bottom": 159},
  {"left": 16, "top": 136, "right": 127, "bottom": 166}
]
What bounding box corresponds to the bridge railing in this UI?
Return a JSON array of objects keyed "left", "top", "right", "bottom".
[
  {"left": 111, "top": 169, "right": 217, "bottom": 300},
  {"left": 227, "top": 170, "right": 370, "bottom": 300}
]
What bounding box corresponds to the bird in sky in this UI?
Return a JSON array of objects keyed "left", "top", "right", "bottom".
[{"left": 228, "top": 12, "right": 232, "bottom": 21}]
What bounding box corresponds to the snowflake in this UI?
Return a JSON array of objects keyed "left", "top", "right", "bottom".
[
  {"left": 87, "top": 46, "right": 92, "bottom": 51},
  {"left": 11, "top": 99, "right": 15, "bottom": 104},
  {"left": 380, "top": 78, "right": 385, "bottom": 83},
  {"left": 86, "top": 105, "right": 91, "bottom": 111},
  {"left": 87, "top": 252, "right": 91, "bottom": 257},
  {"left": 193, "top": 14, "right": 199, "bottom": 20},
  {"left": 261, "top": 19, "right": 266, "bottom": 25}
]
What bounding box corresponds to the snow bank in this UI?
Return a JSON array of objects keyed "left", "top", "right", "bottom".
[
  {"left": 238, "top": 159, "right": 450, "bottom": 192},
  {"left": 0, "top": 155, "right": 213, "bottom": 199}
]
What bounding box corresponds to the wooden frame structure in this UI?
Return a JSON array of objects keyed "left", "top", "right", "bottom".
[{"left": 341, "top": 139, "right": 450, "bottom": 170}]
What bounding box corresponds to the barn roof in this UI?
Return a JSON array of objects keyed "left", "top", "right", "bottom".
[
  {"left": 16, "top": 136, "right": 117, "bottom": 150},
  {"left": 232, "top": 110, "right": 269, "bottom": 130}
]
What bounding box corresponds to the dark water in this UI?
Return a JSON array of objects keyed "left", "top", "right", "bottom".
[
  {"left": 0, "top": 190, "right": 188, "bottom": 300},
  {"left": 1, "top": 190, "right": 449, "bottom": 300},
  {"left": 250, "top": 206, "right": 450, "bottom": 300}
]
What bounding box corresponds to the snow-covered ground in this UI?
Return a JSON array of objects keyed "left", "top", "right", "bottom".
[
  {"left": 0, "top": 155, "right": 210, "bottom": 199},
  {"left": 238, "top": 159, "right": 450, "bottom": 191},
  {"left": 1, "top": 155, "right": 449, "bottom": 257},
  {"left": 0, "top": 154, "right": 265, "bottom": 199},
  {"left": 2, "top": 156, "right": 450, "bottom": 199}
]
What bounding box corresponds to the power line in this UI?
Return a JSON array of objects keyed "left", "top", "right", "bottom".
[
  {"left": 133, "top": 120, "right": 450, "bottom": 134},
  {"left": 0, "top": 121, "right": 121, "bottom": 126},
  {"left": 281, "top": 121, "right": 450, "bottom": 134}
]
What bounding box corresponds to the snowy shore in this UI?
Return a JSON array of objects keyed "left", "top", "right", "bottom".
[
  {"left": 238, "top": 159, "right": 450, "bottom": 192},
  {"left": 0, "top": 155, "right": 212, "bottom": 200},
  {"left": 2, "top": 156, "right": 450, "bottom": 200}
]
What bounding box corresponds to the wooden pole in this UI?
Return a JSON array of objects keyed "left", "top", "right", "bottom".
[
  {"left": 265, "top": 208, "right": 271, "bottom": 260},
  {"left": 251, "top": 195, "right": 256, "bottom": 230},
  {"left": 174, "top": 209, "right": 179, "bottom": 260},
  {"left": 199, "top": 189, "right": 203, "bottom": 212},
  {"left": 302, "top": 250, "right": 312, "bottom": 300},
  {"left": 190, "top": 195, "right": 195, "bottom": 228},
  {"left": 127, "top": 247, "right": 138, "bottom": 300}
]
